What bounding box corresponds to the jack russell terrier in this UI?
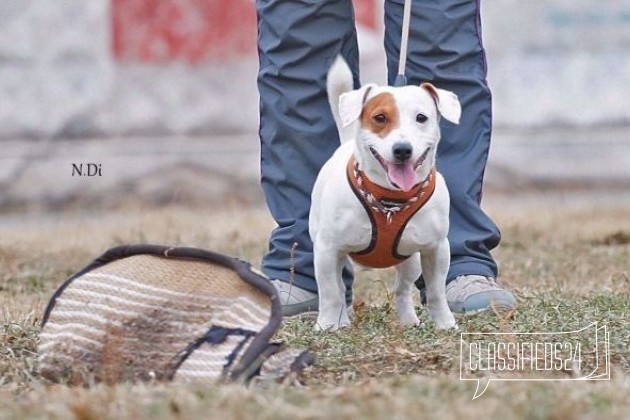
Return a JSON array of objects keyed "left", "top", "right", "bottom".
[{"left": 309, "top": 57, "right": 460, "bottom": 331}]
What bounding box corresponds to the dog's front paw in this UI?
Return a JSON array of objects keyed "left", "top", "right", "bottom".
[
  {"left": 398, "top": 310, "right": 421, "bottom": 327},
  {"left": 314, "top": 319, "right": 350, "bottom": 332},
  {"left": 315, "top": 312, "right": 351, "bottom": 332},
  {"left": 434, "top": 314, "right": 458, "bottom": 330}
]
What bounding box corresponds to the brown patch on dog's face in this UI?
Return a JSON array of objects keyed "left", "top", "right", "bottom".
[{"left": 360, "top": 92, "right": 399, "bottom": 138}]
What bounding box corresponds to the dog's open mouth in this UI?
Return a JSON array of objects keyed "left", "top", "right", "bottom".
[{"left": 370, "top": 147, "right": 430, "bottom": 191}]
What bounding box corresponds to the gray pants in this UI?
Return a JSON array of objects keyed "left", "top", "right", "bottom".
[{"left": 256, "top": 0, "right": 500, "bottom": 295}]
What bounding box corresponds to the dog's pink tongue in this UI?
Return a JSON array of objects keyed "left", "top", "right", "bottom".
[{"left": 386, "top": 162, "right": 419, "bottom": 191}]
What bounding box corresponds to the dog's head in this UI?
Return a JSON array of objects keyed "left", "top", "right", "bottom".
[{"left": 339, "top": 83, "right": 461, "bottom": 191}]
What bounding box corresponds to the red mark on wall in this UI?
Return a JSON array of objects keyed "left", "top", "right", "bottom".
[
  {"left": 355, "top": 0, "right": 378, "bottom": 30},
  {"left": 112, "top": 0, "right": 378, "bottom": 63}
]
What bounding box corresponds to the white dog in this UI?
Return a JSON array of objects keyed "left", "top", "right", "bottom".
[{"left": 309, "top": 57, "right": 460, "bottom": 331}]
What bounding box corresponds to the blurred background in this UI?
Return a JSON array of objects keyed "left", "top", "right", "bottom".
[{"left": 0, "top": 0, "right": 628, "bottom": 213}]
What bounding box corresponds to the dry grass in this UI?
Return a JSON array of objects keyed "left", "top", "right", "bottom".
[{"left": 0, "top": 191, "right": 629, "bottom": 419}]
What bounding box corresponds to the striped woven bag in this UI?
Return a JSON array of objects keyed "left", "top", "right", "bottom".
[{"left": 38, "top": 245, "right": 312, "bottom": 385}]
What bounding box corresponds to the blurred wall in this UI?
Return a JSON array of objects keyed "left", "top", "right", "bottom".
[
  {"left": 0, "top": 0, "right": 628, "bottom": 140},
  {"left": 484, "top": 0, "right": 630, "bottom": 127}
]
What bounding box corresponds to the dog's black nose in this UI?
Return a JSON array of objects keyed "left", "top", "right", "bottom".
[{"left": 393, "top": 142, "right": 413, "bottom": 162}]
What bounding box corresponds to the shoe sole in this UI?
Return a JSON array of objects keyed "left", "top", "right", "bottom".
[
  {"left": 453, "top": 302, "right": 516, "bottom": 316},
  {"left": 281, "top": 297, "right": 319, "bottom": 319},
  {"left": 283, "top": 310, "right": 319, "bottom": 321}
]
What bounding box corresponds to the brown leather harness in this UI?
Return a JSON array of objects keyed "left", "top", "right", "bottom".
[{"left": 346, "top": 156, "right": 436, "bottom": 268}]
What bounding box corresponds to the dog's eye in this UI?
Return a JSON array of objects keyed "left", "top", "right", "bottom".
[
  {"left": 373, "top": 114, "right": 387, "bottom": 124},
  {"left": 416, "top": 113, "right": 428, "bottom": 124}
]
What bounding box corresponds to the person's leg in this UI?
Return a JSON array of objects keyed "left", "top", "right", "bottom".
[
  {"left": 384, "top": 0, "right": 514, "bottom": 311},
  {"left": 256, "top": 0, "right": 358, "bottom": 304}
]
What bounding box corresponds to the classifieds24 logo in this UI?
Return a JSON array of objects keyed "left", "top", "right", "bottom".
[{"left": 460, "top": 322, "right": 610, "bottom": 399}]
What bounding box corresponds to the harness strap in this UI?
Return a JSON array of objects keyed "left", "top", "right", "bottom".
[{"left": 346, "top": 156, "right": 436, "bottom": 268}]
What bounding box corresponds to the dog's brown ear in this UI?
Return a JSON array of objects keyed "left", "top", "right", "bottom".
[
  {"left": 420, "top": 83, "right": 461, "bottom": 124},
  {"left": 339, "top": 84, "right": 376, "bottom": 127}
]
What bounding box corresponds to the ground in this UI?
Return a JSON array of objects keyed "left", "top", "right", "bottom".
[{"left": 0, "top": 190, "right": 629, "bottom": 419}]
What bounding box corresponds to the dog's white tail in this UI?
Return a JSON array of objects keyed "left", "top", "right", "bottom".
[{"left": 326, "top": 55, "right": 355, "bottom": 143}]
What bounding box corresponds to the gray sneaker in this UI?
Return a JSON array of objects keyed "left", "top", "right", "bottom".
[
  {"left": 445, "top": 275, "right": 517, "bottom": 314},
  {"left": 271, "top": 279, "right": 319, "bottom": 318}
]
